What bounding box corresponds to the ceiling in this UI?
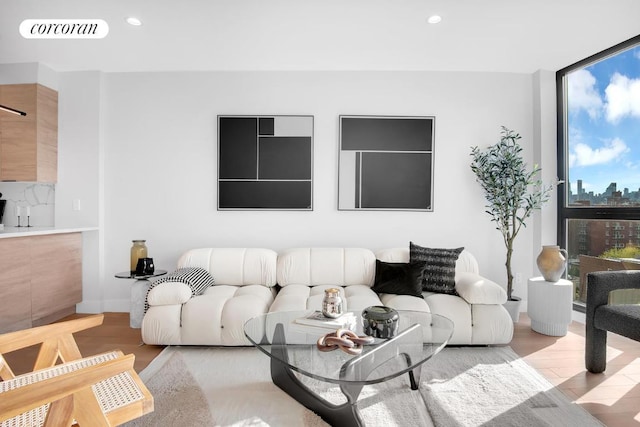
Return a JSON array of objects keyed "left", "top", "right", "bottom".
[{"left": 1, "top": 0, "right": 639, "bottom": 74}]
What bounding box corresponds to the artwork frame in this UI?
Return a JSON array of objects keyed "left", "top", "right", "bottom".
[
  {"left": 218, "top": 115, "right": 314, "bottom": 210},
  {"left": 338, "top": 115, "right": 435, "bottom": 211}
]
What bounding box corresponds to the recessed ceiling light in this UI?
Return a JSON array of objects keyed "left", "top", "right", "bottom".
[
  {"left": 126, "top": 17, "right": 142, "bottom": 26},
  {"left": 427, "top": 15, "right": 442, "bottom": 24}
]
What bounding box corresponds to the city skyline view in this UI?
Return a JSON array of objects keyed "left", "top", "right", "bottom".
[{"left": 567, "top": 43, "right": 640, "bottom": 199}]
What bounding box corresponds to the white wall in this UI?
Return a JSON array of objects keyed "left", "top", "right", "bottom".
[
  {"left": 93, "top": 70, "right": 544, "bottom": 310},
  {"left": 2, "top": 65, "right": 556, "bottom": 311},
  {"left": 56, "top": 71, "right": 103, "bottom": 312},
  {"left": 56, "top": 71, "right": 102, "bottom": 228}
]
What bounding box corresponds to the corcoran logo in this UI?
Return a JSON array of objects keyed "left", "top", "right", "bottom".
[{"left": 19, "top": 19, "right": 109, "bottom": 39}]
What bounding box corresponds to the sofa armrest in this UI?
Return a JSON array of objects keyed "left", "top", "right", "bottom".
[
  {"left": 147, "top": 282, "right": 193, "bottom": 306},
  {"left": 455, "top": 272, "right": 507, "bottom": 304}
]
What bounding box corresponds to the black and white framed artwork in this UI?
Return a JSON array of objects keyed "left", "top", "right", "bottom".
[
  {"left": 218, "top": 115, "right": 313, "bottom": 210},
  {"left": 338, "top": 115, "right": 434, "bottom": 211}
]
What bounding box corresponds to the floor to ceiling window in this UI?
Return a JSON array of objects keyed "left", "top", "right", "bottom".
[{"left": 557, "top": 35, "right": 640, "bottom": 309}]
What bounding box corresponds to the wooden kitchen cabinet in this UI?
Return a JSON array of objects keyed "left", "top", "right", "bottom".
[
  {"left": 0, "top": 233, "right": 82, "bottom": 333},
  {"left": 0, "top": 83, "right": 58, "bottom": 182},
  {"left": 0, "top": 238, "right": 31, "bottom": 333},
  {"left": 31, "top": 233, "right": 83, "bottom": 326}
]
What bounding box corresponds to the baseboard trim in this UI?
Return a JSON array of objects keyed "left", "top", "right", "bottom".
[
  {"left": 102, "top": 299, "right": 130, "bottom": 313},
  {"left": 77, "top": 299, "right": 129, "bottom": 314}
]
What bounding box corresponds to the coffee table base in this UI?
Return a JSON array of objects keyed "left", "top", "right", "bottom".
[
  {"left": 272, "top": 356, "right": 363, "bottom": 427},
  {"left": 270, "top": 323, "right": 423, "bottom": 427}
]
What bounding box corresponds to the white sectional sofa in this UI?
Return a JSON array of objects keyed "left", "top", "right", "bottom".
[{"left": 141, "top": 247, "right": 514, "bottom": 346}]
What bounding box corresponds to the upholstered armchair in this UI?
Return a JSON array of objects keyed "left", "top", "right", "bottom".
[{"left": 585, "top": 270, "right": 640, "bottom": 373}]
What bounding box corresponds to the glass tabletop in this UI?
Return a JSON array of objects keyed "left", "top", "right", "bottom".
[
  {"left": 244, "top": 310, "right": 454, "bottom": 386},
  {"left": 114, "top": 270, "right": 167, "bottom": 280}
]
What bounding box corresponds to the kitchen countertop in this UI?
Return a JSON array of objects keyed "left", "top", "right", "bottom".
[{"left": 0, "top": 226, "right": 98, "bottom": 238}]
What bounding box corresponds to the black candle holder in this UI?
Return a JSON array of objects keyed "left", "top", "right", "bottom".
[{"left": 16, "top": 215, "right": 23, "bottom": 227}]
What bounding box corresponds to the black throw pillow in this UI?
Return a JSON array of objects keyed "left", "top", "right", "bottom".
[
  {"left": 409, "top": 242, "right": 464, "bottom": 295},
  {"left": 372, "top": 259, "right": 425, "bottom": 298}
]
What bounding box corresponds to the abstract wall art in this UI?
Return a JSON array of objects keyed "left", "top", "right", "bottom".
[
  {"left": 338, "top": 115, "right": 434, "bottom": 211},
  {"left": 218, "top": 115, "right": 313, "bottom": 210}
]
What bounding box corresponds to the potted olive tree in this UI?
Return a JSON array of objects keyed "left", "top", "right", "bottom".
[{"left": 470, "top": 127, "right": 552, "bottom": 321}]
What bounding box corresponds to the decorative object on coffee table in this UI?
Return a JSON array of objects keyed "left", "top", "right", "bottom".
[
  {"left": 470, "top": 127, "right": 553, "bottom": 313},
  {"left": 322, "top": 287, "right": 343, "bottom": 318},
  {"left": 362, "top": 306, "right": 399, "bottom": 339},
  {"left": 115, "top": 269, "right": 167, "bottom": 328},
  {"left": 294, "top": 310, "right": 356, "bottom": 331},
  {"left": 316, "top": 329, "right": 374, "bottom": 355}
]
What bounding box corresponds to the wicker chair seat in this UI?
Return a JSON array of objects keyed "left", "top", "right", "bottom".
[{"left": 0, "top": 351, "right": 146, "bottom": 427}]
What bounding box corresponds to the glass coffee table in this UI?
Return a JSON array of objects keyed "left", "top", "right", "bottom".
[{"left": 244, "top": 310, "right": 453, "bottom": 427}]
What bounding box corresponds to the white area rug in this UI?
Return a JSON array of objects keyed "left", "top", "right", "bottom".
[{"left": 124, "top": 346, "right": 603, "bottom": 427}]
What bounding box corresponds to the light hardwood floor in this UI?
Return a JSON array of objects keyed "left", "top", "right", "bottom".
[
  {"left": 511, "top": 313, "right": 640, "bottom": 426},
  {"left": 4, "top": 312, "right": 639, "bottom": 426}
]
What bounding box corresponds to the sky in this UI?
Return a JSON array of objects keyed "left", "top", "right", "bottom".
[{"left": 567, "top": 44, "right": 640, "bottom": 197}]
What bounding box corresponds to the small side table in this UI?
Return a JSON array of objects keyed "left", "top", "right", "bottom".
[
  {"left": 527, "top": 276, "right": 573, "bottom": 336},
  {"left": 115, "top": 270, "right": 167, "bottom": 328}
]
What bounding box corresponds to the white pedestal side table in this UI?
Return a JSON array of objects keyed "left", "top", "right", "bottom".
[
  {"left": 115, "top": 270, "right": 167, "bottom": 328},
  {"left": 527, "top": 277, "right": 573, "bottom": 336}
]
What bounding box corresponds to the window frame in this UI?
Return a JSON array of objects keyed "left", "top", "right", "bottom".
[{"left": 556, "top": 34, "right": 640, "bottom": 310}]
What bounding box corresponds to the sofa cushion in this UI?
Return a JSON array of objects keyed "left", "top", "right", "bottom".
[
  {"left": 146, "top": 282, "right": 192, "bottom": 306},
  {"left": 379, "top": 293, "right": 430, "bottom": 311},
  {"left": 470, "top": 304, "right": 515, "bottom": 344},
  {"left": 372, "top": 260, "right": 424, "bottom": 298},
  {"left": 178, "top": 248, "right": 277, "bottom": 287},
  {"left": 145, "top": 267, "right": 215, "bottom": 312},
  {"left": 277, "top": 248, "right": 376, "bottom": 287},
  {"left": 410, "top": 243, "right": 464, "bottom": 295},
  {"left": 269, "top": 284, "right": 383, "bottom": 313},
  {"left": 423, "top": 292, "right": 473, "bottom": 344},
  {"left": 455, "top": 272, "right": 507, "bottom": 304},
  {"left": 181, "top": 285, "right": 276, "bottom": 345}
]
